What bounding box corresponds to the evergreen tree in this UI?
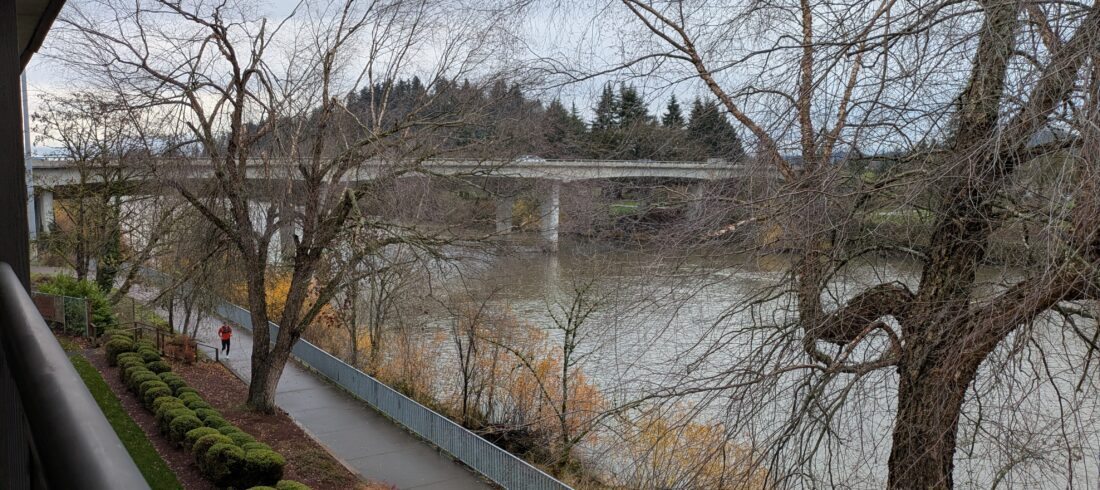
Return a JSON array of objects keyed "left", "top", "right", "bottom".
[
  {"left": 662, "top": 95, "right": 685, "bottom": 128},
  {"left": 687, "top": 99, "right": 744, "bottom": 160},
  {"left": 592, "top": 84, "right": 619, "bottom": 131},
  {"left": 617, "top": 84, "right": 650, "bottom": 127}
]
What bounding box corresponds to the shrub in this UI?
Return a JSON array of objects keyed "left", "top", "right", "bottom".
[
  {"left": 108, "top": 330, "right": 134, "bottom": 342},
  {"left": 184, "top": 427, "right": 221, "bottom": 448},
  {"left": 152, "top": 396, "right": 182, "bottom": 413},
  {"left": 158, "top": 373, "right": 188, "bottom": 394},
  {"left": 146, "top": 360, "right": 172, "bottom": 374},
  {"left": 157, "top": 407, "right": 196, "bottom": 434},
  {"left": 138, "top": 349, "right": 161, "bottom": 363},
  {"left": 135, "top": 340, "right": 156, "bottom": 351},
  {"left": 122, "top": 365, "right": 150, "bottom": 385},
  {"left": 36, "top": 275, "right": 116, "bottom": 328},
  {"left": 143, "top": 386, "right": 174, "bottom": 409},
  {"left": 139, "top": 379, "right": 169, "bottom": 396},
  {"left": 169, "top": 415, "right": 204, "bottom": 446},
  {"left": 192, "top": 433, "right": 232, "bottom": 458},
  {"left": 105, "top": 339, "right": 134, "bottom": 365},
  {"left": 218, "top": 425, "right": 243, "bottom": 437},
  {"left": 275, "top": 481, "right": 311, "bottom": 490},
  {"left": 185, "top": 399, "right": 212, "bottom": 411},
  {"left": 178, "top": 391, "right": 202, "bottom": 404},
  {"left": 248, "top": 487, "right": 277, "bottom": 490},
  {"left": 228, "top": 431, "right": 256, "bottom": 447},
  {"left": 241, "top": 449, "right": 285, "bottom": 487},
  {"left": 241, "top": 442, "right": 272, "bottom": 452},
  {"left": 203, "top": 416, "right": 229, "bottom": 429},
  {"left": 116, "top": 351, "right": 142, "bottom": 362},
  {"left": 202, "top": 443, "right": 245, "bottom": 486},
  {"left": 194, "top": 408, "right": 220, "bottom": 422},
  {"left": 117, "top": 356, "right": 145, "bottom": 369},
  {"left": 127, "top": 371, "right": 159, "bottom": 393},
  {"left": 176, "top": 387, "right": 198, "bottom": 397}
]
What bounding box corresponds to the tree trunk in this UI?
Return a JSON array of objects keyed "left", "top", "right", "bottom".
[
  {"left": 247, "top": 344, "right": 291, "bottom": 413},
  {"left": 887, "top": 352, "right": 973, "bottom": 489}
]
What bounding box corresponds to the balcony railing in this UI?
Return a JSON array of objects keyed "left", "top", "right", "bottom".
[{"left": 0, "top": 263, "right": 147, "bottom": 489}]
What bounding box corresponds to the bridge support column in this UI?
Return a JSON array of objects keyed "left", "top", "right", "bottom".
[
  {"left": 495, "top": 197, "right": 515, "bottom": 233},
  {"left": 540, "top": 180, "right": 561, "bottom": 252},
  {"left": 35, "top": 190, "right": 54, "bottom": 233},
  {"left": 686, "top": 182, "right": 705, "bottom": 221}
]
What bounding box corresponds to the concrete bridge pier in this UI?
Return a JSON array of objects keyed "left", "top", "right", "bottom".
[
  {"left": 35, "top": 189, "right": 54, "bottom": 233},
  {"left": 495, "top": 197, "right": 515, "bottom": 233},
  {"left": 686, "top": 181, "right": 705, "bottom": 221},
  {"left": 540, "top": 180, "right": 561, "bottom": 252}
]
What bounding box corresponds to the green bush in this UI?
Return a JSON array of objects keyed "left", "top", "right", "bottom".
[
  {"left": 151, "top": 396, "right": 182, "bottom": 413},
  {"left": 135, "top": 340, "right": 156, "bottom": 351},
  {"left": 185, "top": 400, "right": 212, "bottom": 411},
  {"left": 139, "top": 379, "right": 169, "bottom": 396},
  {"left": 158, "top": 373, "right": 188, "bottom": 394},
  {"left": 248, "top": 487, "right": 277, "bottom": 490},
  {"left": 169, "top": 415, "right": 204, "bottom": 446},
  {"left": 194, "top": 408, "right": 219, "bottom": 422},
  {"left": 275, "top": 481, "right": 311, "bottom": 490},
  {"left": 203, "top": 416, "right": 229, "bottom": 429},
  {"left": 228, "top": 431, "right": 256, "bottom": 447},
  {"left": 36, "top": 275, "right": 116, "bottom": 329},
  {"left": 176, "top": 387, "right": 198, "bottom": 397},
  {"left": 241, "top": 442, "right": 272, "bottom": 453},
  {"left": 108, "top": 330, "right": 134, "bottom": 342},
  {"left": 184, "top": 427, "right": 221, "bottom": 448},
  {"left": 115, "top": 350, "right": 142, "bottom": 362},
  {"left": 122, "top": 365, "right": 151, "bottom": 385},
  {"left": 105, "top": 339, "right": 134, "bottom": 365},
  {"left": 178, "top": 391, "right": 202, "bottom": 404},
  {"left": 157, "top": 407, "right": 196, "bottom": 434},
  {"left": 127, "top": 371, "right": 159, "bottom": 393},
  {"left": 202, "top": 443, "right": 245, "bottom": 486},
  {"left": 117, "top": 355, "right": 145, "bottom": 368},
  {"left": 138, "top": 349, "right": 161, "bottom": 363},
  {"left": 192, "top": 433, "right": 233, "bottom": 458},
  {"left": 218, "top": 425, "right": 243, "bottom": 437},
  {"left": 146, "top": 360, "right": 172, "bottom": 374},
  {"left": 143, "top": 386, "right": 174, "bottom": 409},
  {"left": 241, "top": 449, "right": 285, "bottom": 487}
]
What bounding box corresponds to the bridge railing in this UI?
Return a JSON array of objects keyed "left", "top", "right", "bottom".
[{"left": 137, "top": 267, "right": 572, "bottom": 490}]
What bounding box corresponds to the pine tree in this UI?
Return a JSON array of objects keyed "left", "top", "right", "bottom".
[
  {"left": 592, "top": 84, "right": 619, "bottom": 131},
  {"left": 617, "top": 84, "right": 650, "bottom": 127},
  {"left": 687, "top": 99, "right": 744, "bottom": 160},
  {"left": 662, "top": 95, "right": 685, "bottom": 128}
]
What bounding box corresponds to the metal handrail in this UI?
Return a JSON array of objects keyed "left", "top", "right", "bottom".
[{"left": 0, "top": 263, "right": 148, "bottom": 489}]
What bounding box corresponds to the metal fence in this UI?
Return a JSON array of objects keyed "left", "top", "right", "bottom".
[
  {"left": 31, "top": 292, "right": 91, "bottom": 337},
  {"left": 213, "top": 301, "right": 572, "bottom": 490}
]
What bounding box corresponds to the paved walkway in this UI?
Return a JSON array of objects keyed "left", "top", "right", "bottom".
[{"left": 128, "top": 285, "right": 490, "bottom": 490}]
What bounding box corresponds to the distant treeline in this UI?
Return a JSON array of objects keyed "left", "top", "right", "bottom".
[{"left": 341, "top": 78, "right": 745, "bottom": 162}]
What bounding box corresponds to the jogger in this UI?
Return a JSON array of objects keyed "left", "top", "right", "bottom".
[{"left": 218, "top": 323, "right": 233, "bottom": 358}]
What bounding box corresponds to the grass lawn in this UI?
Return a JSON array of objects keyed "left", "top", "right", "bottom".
[{"left": 68, "top": 354, "right": 183, "bottom": 490}]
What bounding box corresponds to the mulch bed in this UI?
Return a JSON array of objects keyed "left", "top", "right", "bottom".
[
  {"left": 85, "top": 347, "right": 215, "bottom": 490},
  {"left": 87, "top": 347, "right": 388, "bottom": 490}
]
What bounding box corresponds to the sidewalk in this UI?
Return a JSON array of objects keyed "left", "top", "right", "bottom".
[{"left": 128, "top": 285, "right": 491, "bottom": 490}]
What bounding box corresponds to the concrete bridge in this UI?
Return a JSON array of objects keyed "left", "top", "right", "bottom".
[{"left": 28, "top": 156, "right": 760, "bottom": 251}]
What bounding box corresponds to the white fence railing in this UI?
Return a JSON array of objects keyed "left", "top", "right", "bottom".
[{"left": 124, "top": 260, "right": 571, "bottom": 490}]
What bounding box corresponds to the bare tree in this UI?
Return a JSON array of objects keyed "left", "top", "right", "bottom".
[
  {"left": 56, "top": 0, "right": 522, "bottom": 412},
  {"left": 532, "top": 0, "right": 1100, "bottom": 487}
]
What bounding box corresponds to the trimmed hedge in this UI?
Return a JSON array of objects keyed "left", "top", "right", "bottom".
[
  {"left": 101, "top": 328, "right": 299, "bottom": 490},
  {"left": 194, "top": 408, "right": 219, "bottom": 422},
  {"left": 169, "top": 415, "right": 204, "bottom": 446},
  {"left": 228, "top": 431, "right": 256, "bottom": 447},
  {"left": 192, "top": 433, "right": 233, "bottom": 458},
  {"left": 146, "top": 360, "right": 172, "bottom": 374},
  {"left": 202, "top": 443, "right": 245, "bottom": 487},
  {"left": 105, "top": 339, "right": 135, "bottom": 365},
  {"left": 184, "top": 427, "right": 221, "bottom": 448},
  {"left": 242, "top": 449, "right": 285, "bottom": 487},
  {"left": 203, "top": 416, "right": 229, "bottom": 429},
  {"left": 157, "top": 407, "right": 196, "bottom": 434}
]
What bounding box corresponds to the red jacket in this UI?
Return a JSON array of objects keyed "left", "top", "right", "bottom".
[{"left": 218, "top": 325, "right": 232, "bottom": 341}]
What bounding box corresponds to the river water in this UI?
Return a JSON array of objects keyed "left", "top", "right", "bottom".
[{"left": 419, "top": 238, "right": 1100, "bottom": 489}]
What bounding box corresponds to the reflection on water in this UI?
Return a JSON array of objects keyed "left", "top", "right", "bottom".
[{"left": 424, "top": 238, "right": 1100, "bottom": 489}]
